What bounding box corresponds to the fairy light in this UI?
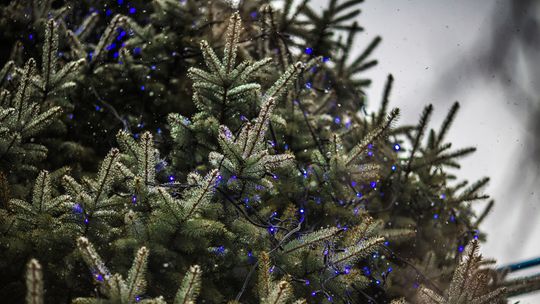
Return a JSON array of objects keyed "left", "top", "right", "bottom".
[{"left": 72, "top": 203, "right": 83, "bottom": 214}]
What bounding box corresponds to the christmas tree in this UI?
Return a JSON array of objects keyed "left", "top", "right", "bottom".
[{"left": 0, "top": 0, "right": 539, "bottom": 303}]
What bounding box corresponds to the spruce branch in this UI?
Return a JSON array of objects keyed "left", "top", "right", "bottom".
[
  {"left": 174, "top": 265, "right": 202, "bottom": 304},
  {"left": 436, "top": 102, "right": 460, "bottom": 147},
  {"left": 76, "top": 237, "right": 165, "bottom": 304},
  {"left": 211, "top": 97, "right": 294, "bottom": 189},
  {"left": 9, "top": 170, "right": 71, "bottom": 229},
  {"left": 346, "top": 108, "right": 399, "bottom": 166},
  {"left": 417, "top": 240, "right": 506, "bottom": 304},
  {"left": 25, "top": 259, "right": 44, "bottom": 304}
]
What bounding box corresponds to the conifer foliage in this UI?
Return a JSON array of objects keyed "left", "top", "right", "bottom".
[{"left": 1, "top": 0, "right": 539, "bottom": 303}]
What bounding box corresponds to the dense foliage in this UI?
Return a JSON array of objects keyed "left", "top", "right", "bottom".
[{"left": 0, "top": 1, "right": 538, "bottom": 303}]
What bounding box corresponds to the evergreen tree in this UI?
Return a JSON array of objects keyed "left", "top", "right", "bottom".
[{"left": 0, "top": 1, "right": 539, "bottom": 303}]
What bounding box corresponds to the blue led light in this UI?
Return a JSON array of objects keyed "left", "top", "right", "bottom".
[
  {"left": 72, "top": 203, "right": 83, "bottom": 214},
  {"left": 304, "top": 47, "right": 313, "bottom": 55}
]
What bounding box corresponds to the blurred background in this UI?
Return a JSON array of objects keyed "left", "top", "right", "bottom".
[{"left": 320, "top": 0, "right": 540, "bottom": 302}]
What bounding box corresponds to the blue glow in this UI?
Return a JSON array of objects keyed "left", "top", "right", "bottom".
[
  {"left": 304, "top": 47, "right": 313, "bottom": 55},
  {"left": 370, "top": 181, "right": 377, "bottom": 188},
  {"left": 305, "top": 82, "right": 312, "bottom": 89},
  {"left": 433, "top": 214, "right": 439, "bottom": 219},
  {"left": 391, "top": 165, "right": 397, "bottom": 171},
  {"left": 133, "top": 47, "right": 141, "bottom": 55},
  {"left": 362, "top": 266, "right": 371, "bottom": 275},
  {"left": 393, "top": 143, "right": 401, "bottom": 151},
  {"left": 106, "top": 43, "right": 116, "bottom": 51},
  {"left": 72, "top": 203, "right": 83, "bottom": 214},
  {"left": 129, "top": 7, "right": 136, "bottom": 14},
  {"left": 458, "top": 245, "right": 464, "bottom": 252},
  {"left": 215, "top": 246, "right": 225, "bottom": 255},
  {"left": 140, "top": 85, "right": 145, "bottom": 91}
]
